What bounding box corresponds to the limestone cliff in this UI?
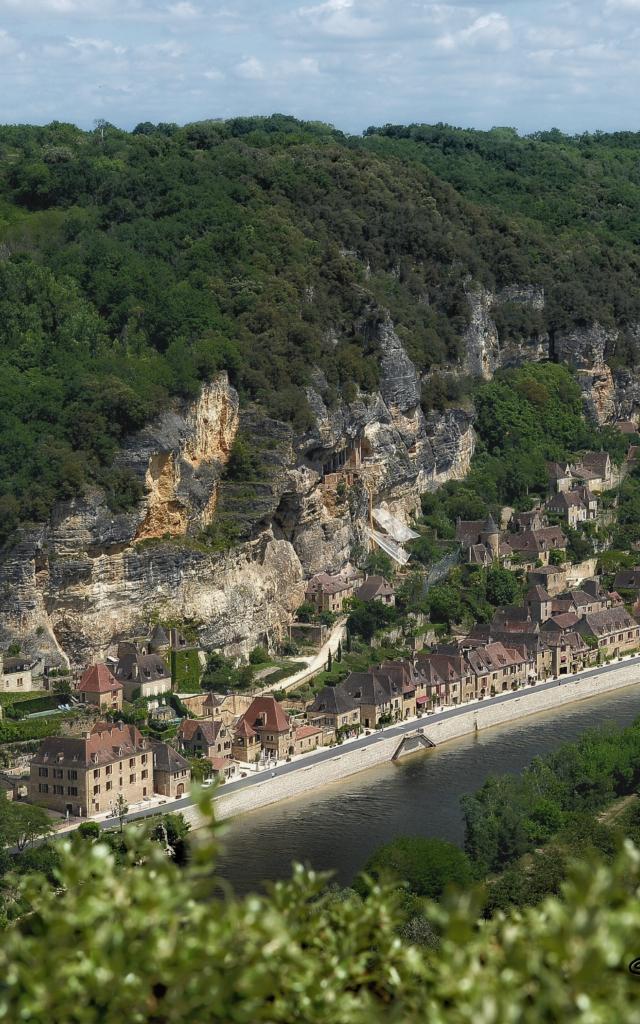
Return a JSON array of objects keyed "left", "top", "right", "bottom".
[{"left": 1, "top": 291, "right": 637, "bottom": 667}]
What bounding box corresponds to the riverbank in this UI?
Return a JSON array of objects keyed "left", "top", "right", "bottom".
[{"left": 203, "top": 655, "right": 640, "bottom": 827}]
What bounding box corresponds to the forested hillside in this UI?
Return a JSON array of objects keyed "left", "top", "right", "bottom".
[{"left": 1, "top": 115, "right": 639, "bottom": 541}]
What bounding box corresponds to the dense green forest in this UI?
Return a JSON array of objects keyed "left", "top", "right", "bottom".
[{"left": 1, "top": 116, "right": 640, "bottom": 541}]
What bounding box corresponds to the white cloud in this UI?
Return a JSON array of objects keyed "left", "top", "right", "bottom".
[
  {"left": 294, "top": 0, "right": 381, "bottom": 39},
  {"left": 167, "top": 2, "right": 199, "bottom": 18},
  {"left": 0, "top": 26, "right": 18, "bottom": 53},
  {"left": 436, "top": 12, "right": 512, "bottom": 52},
  {"left": 235, "top": 56, "right": 265, "bottom": 79},
  {"left": 203, "top": 67, "right": 224, "bottom": 80}
]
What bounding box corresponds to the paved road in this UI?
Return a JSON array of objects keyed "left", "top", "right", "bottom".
[{"left": 117, "top": 652, "right": 640, "bottom": 829}]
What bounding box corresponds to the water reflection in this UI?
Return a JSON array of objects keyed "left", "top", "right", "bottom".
[{"left": 215, "top": 685, "right": 640, "bottom": 893}]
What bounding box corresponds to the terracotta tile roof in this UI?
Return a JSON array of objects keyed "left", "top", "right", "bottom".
[
  {"left": 239, "top": 696, "right": 292, "bottom": 734},
  {"left": 178, "top": 719, "right": 223, "bottom": 745},
  {"left": 210, "top": 756, "right": 233, "bottom": 771},
  {"left": 234, "top": 718, "right": 257, "bottom": 739},
  {"left": 34, "top": 721, "right": 146, "bottom": 769},
  {"left": 78, "top": 664, "right": 123, "bottom": 694},
  {"left": 295, "top": 725, "right": 322, "bottom": 739}
]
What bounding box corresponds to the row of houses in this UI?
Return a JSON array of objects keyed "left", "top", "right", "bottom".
[{"left": 304, "top": 571, "right": 396, "bottom": 614}]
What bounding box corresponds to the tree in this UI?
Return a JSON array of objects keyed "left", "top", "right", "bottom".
[
  {"left": 77, "top": 821, "right": 101, "bottom": 841},
  {"left": 249, "top": 646, "right": 269, "bottom": 666},
  {"left": 295, "top": 603, "right": 316, "bottom": 624},
  {"left": 189, "top": 757, "right": 213, "bottom": 783},
  {"left": 364, "top": 550, "right": 394, "bottom": 578},
  {"left": 113, "top": 794, "right": 128, "bottom": 833},
  {"left": 336, "top": 640, "right": 342, "bottom": 662},
  {"left": 485, "top": 565, "right": 520, "bottom": 607},
  {"left": 327, "top": 648, "right": 332, "bottom": 673},
  {"left": 0, "top": 798, "right": 53, "bottom": 852},
  {"left": 359, "top": 836, "right": 473, "bottom": 900}
]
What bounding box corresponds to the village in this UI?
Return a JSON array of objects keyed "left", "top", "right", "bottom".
[{"left": 2, "top": 439, "right": 640, "bottom": 831}]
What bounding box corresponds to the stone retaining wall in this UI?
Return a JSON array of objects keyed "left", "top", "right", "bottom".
[{"left": 180, "top": 661, "right": 639, "bottom": 828}]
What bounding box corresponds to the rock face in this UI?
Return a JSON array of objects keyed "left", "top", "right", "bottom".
[{"left": 1, "top": 290, "right": 638, "bottom": 666}]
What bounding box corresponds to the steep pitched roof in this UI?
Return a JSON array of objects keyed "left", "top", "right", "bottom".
[
  {"left": 239, "top": 696, "right": 291, "bottom": 734},
  {"left": 152, "top": 741, "right": 190, "bottom": 773},
  {"left": 355, "top": 575, "right": 395, "bottom": 601},
  {"left": 78, "top": 664, "right": 123, "bottom": 694},
  {"left": 579, "top": 608, "right": 639, "bottom": 637},
  {"left": 308, "top": 685, "right": 358, "bottom": 716},
  {"left": 178, "top": 718, "right": 223, "bottom": 745}
]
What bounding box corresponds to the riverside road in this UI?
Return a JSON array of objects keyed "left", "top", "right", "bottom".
[{"left": 117, "top": 652, "right": 640, "bottom": 830}]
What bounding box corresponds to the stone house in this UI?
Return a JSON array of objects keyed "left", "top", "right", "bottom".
[
  {"left": 540, "top": 632, "right": 590, "bottom": 676},
  {"left": 293, "top": 724, "right": 322, "bottom": 755},
  {"left": 177, "top": 719, "right": 233, "bottom": 761},
  {"left": 505, "top": 526, "right": 567, "bottom": 567},
  {"left": 151, "top": 742, "right": 190, "bottom": 798},
  {"left": 307, "top": 686, "right": 360, "bottom": 734},
  {"left": 231, "top": 718, "right": 261, "bottom": 763},
  {"left": 613, "top": 567, "right": 640, "bottom": 595},
  {"left": 546, "top": 489, "right": 594, "bottom": 528},
  {"left": 354, "top": 575, "right": 395, "bottom": 606},
  {"left": 576, "top": 452, "right": 613, "bottom": 492},
  {"left": 235, "top": 696, "right": 295, "bottom": 760},
  {"left": 112, "top": 644, "right": 172, "bottom": 700},
  {"left": 76, "top": 664, "right": 123, "bottom": 712},
  {"left": 464, "top": 641, "right": 535, "bottom": 696},
  {"left": 339, "top": 671, "right": 404, "bottom": 728},
  {"left": 527, "top": 565, "right": 568, "bottom": 597},
  {"left": 0, "top": 653, "right": 37, "bottom": 693},
  {"left": 28, "top": 721, "right": 153, "bottom": 818},
  {"left": 510, "top": 508, "right": 547, "bottom": 533},
  {"left": 210, "top": 756, "right": 237, "bottom": 780},
  {"left": 525, "top": 586, "right": 553, "bottom": 623},
  {"left": 305, "top": 572, "right": 354, "bottom": 614},
  {"left": 576, "top": 608, "right": 640, "bottom": 659},
  {"left": 541, "top": 612, "right": 582, "bottom": 636}
]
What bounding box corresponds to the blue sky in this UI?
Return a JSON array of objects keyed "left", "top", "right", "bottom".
[{"left": 0, "top": 1, "right": 639, "bottom": 133}]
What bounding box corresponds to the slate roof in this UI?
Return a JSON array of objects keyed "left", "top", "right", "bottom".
[
  {"left": 579, "top": 608, "right": 639, "bottom": 637},
  {"left": 114, "top": 652, "right": 171, "bottom": 685},
  {"left": 152, "top": 741, "right": 190, "bottom": 774},
  {"left": 355, "top": 575, "right": 395, "bottom": 602},
  {"left": 308, "top": 685, "right": 358, "bottom": 716}
]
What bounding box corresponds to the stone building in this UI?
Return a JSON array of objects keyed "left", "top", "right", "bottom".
[
  {"left": 354, "top": 575, "right": 396, "bottom": 606},
  {"left": 234, "top": 696, "right": 295, "bottom": 760},
  {"left": 307, "top": 686, "right": 360, "bottom": 734},
  {"left": 0, "top": 653, "right": 37, "bottom": 693},
  {"left": 177, "top": 719, "right": 233, "bottom": 761},
  {"left": 305, "top": 572, "right": 354, "bottom": 614},
  {"left": 151, "top": 742, "right": 190, "bottom": 798},
  {"left": 76, "top": 664, "right": 123, "bottom": 712},
  {"left": 28, "top": 721, "right": 153, "bottom": 818},
  {"left": 112, "top": 643, "right": 172, "bottom": 700},
  {"left": 576, "top": 608, "right": 640, "bottom": 659}
]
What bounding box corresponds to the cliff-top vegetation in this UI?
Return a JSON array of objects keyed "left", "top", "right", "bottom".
[{"left": 1, "top": 115, "right": 640, "bottom": 542}]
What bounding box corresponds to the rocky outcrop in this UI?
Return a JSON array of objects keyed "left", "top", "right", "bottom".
[{"left": 2, "top": 291, "right": 638, "bottom": 667}]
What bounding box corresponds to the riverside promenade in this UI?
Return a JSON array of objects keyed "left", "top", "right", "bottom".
[{"left": 113, "top": 652, "right": 640, "bottom": 832}]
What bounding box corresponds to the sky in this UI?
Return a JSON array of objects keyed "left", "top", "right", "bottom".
[{"left": 0, "top": 0, "right": 639, "bottom": 134}]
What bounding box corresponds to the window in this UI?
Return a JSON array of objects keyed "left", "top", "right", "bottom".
[
  {"left": 38, "top": 767, "right": 48, "bottom": 777},
  {"left": 67, "top": 769, "right": 77, "bottom": 780},
  {"left": 141, "top": 770, "right": 148, "bottom": 780},
  {"left": 53, "top": 785, "right": 64, "bottom": 795},
  {"left": 105, "top": 765, "right": 112, "bottom": 776},
  {"left": 129, "top": 774, "right": 135, "bottom": 784},
  {"left": 106, "top": 781, "right": 112, "bottom": 792},
  {"left": 129, "top": 758, "right": 135, "bottom": 768},
  {"left": 67, "top": 786, "right": 78, "bottom": 796},
  {"left": 53, "top": 768, "right": 63, "bottom": 779},
  {"left": 141, "top": 754, "right": 148, "bottom": 765},
  {"left": 93, "top": 785, "right": 100, "bottom": 795},
  {"left": 38, "top": 783, "right": 49, "bottom": 794},
  {"left": 17, "top": 678, "right": 23, "bottom": 688},
  {"left": 93, "top": 768, "right": 100, "bottom": 778}
]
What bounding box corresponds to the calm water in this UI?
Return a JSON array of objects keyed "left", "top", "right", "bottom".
[{"left": 215, "top": 684, "right": 640, "bottom": 893}]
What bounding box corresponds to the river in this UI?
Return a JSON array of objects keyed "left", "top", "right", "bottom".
[{"left": 214, "top": 684, "right": 640, "bottom": 894}]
